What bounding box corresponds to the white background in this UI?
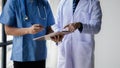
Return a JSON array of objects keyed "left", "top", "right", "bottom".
[{"left": 95, "top": 0, "right": 120, "bottom": 68}]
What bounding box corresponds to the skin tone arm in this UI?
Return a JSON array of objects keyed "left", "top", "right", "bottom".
[{"left": 5, "top": 24, "right": 44, "bottom": 36}]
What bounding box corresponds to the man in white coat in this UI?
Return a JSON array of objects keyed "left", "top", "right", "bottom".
[{"left": 51, "top": 0, "right": 102, "bottom": 68}]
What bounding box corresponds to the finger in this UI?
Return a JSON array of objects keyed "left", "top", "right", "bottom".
[
  {"left": 33, "top": 24, "right": 40, "bottom": 27},
  {"left": 54, "top": 35, "right": 61, "bottom": 43},
  {"left": 71, "top": 24, "right": 76, "bottom": 31},
  {"left": 59, "top": 35, "right": 64, "bottom": 42},
  {"left": 34, "top": 24, "right": 44, "bottom": 28},
  {"left": 68, "top": 25, "right": 74, "bottom": 32},
  {"left": 74, "top": 23, "right": 78, "bottom": 29},
  {"left": 50, "top": 37, "right": 56, "bottom": 41},
  {"left": 64, "top": 24, "right": 69, "bottom": 29},
  {"left": 74, "top": 22, "right": 81, "bottom": 29},
  {"left": 53, "top": 36, "right": 58, "bottom": 42},
  {"left": 51, "top": 36, "right": 57, "bottom": 42},
  {"left": 34, "top": 26, "right": 44, "bottom": 32},
  {"left": 55, "top": 35, "right": 59, "bottom": 42},
  {"left": 57, "top": 35, "right": 60, "bottom": 42},
  {"left": 34, "top": 26, "right": 40, "bottom": 30},
  {"left": 71, "top": 26, "right": 75, "bottom": 32},
  {"left": 38, "top": 24, "right": 43, "bottom": 27}
]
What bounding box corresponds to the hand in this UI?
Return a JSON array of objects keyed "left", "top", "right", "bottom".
[
  {"left": 28, "top": 24, "right": 44, "bottom": 34},
  {"left": 64, "top": 22, "right": 81, "bottom": 32},
  {"left": 50, "top": 32, "right": 64, "bottom": 43}
]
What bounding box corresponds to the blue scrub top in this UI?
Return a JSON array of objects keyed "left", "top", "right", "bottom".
[{"left": 0, "top": 0, "right": 55, "bottom": 62}]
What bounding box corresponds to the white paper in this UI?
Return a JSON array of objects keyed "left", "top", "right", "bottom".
[{"left": 33, "top": 31, "right": 71, "bottom": 40}]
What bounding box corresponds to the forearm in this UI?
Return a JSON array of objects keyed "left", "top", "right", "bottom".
[
  {"left": 81, "top": 21, "right": 101, "bottom": 34},
  {"left": 5, "top": 25, "right": 30, "bottom": 36}
]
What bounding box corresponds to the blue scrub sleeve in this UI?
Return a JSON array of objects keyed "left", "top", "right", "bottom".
[
  {"left": 47, "top": 3, "right": 55, "bottom": 27},
  {"left": 0, "top": 0, "right": 16, "bottom": 27}
]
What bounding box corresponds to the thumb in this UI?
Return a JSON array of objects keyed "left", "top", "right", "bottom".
[{"left": 64, "top": 24, "right": 69, "bottom": 29}]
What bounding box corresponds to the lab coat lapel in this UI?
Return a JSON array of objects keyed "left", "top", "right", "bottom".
[
  {"left": 74, "top": 0, "right": 88, "bottom": 15},
  {"left": 66, "top": 0, "right": 73, "bottom": 18},
  {"left": 63, "top": 0, "right": 73, "bottom": 25},
  {"left": 65, "top": 0, "right": 88, "bottom": 23}
]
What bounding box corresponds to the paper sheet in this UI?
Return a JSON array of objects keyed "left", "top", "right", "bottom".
[{"left": 33, "top": 31, "right": 71, "bottom": 40}]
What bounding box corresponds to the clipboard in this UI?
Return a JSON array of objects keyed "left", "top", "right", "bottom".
[{"left": 33, "top": 31, "right": 71, "bottom": 40}]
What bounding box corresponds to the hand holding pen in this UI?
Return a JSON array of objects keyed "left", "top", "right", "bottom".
[{"left": 28, "top": 24, "right": 44, "bottom": 34}]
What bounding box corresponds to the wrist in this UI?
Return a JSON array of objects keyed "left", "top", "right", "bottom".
[
  {"left": 25, "top": 28, "right": 31, "bottom": 34},
  {"left": 78, "top": 22, "right": 81, "bottom": 28},
  {"left": 78, "top": 22, "right": 83, "bottom": 32}
]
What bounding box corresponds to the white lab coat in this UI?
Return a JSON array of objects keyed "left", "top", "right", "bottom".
[{"left": 52, "top": 0, "right": 102, "bottom": 68}]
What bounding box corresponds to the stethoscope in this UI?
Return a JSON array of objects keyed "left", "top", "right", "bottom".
[{"left": 23, "top": 0, "right": 47, "bottom": 21}]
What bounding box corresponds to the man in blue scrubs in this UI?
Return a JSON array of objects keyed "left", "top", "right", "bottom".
[{"left": 0, "top": 0, "right": 55, "bottom": 68}]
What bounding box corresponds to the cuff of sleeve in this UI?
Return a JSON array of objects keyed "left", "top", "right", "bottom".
[{"left": 78, "top": 23, "right": 83, "bottom": 33}]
